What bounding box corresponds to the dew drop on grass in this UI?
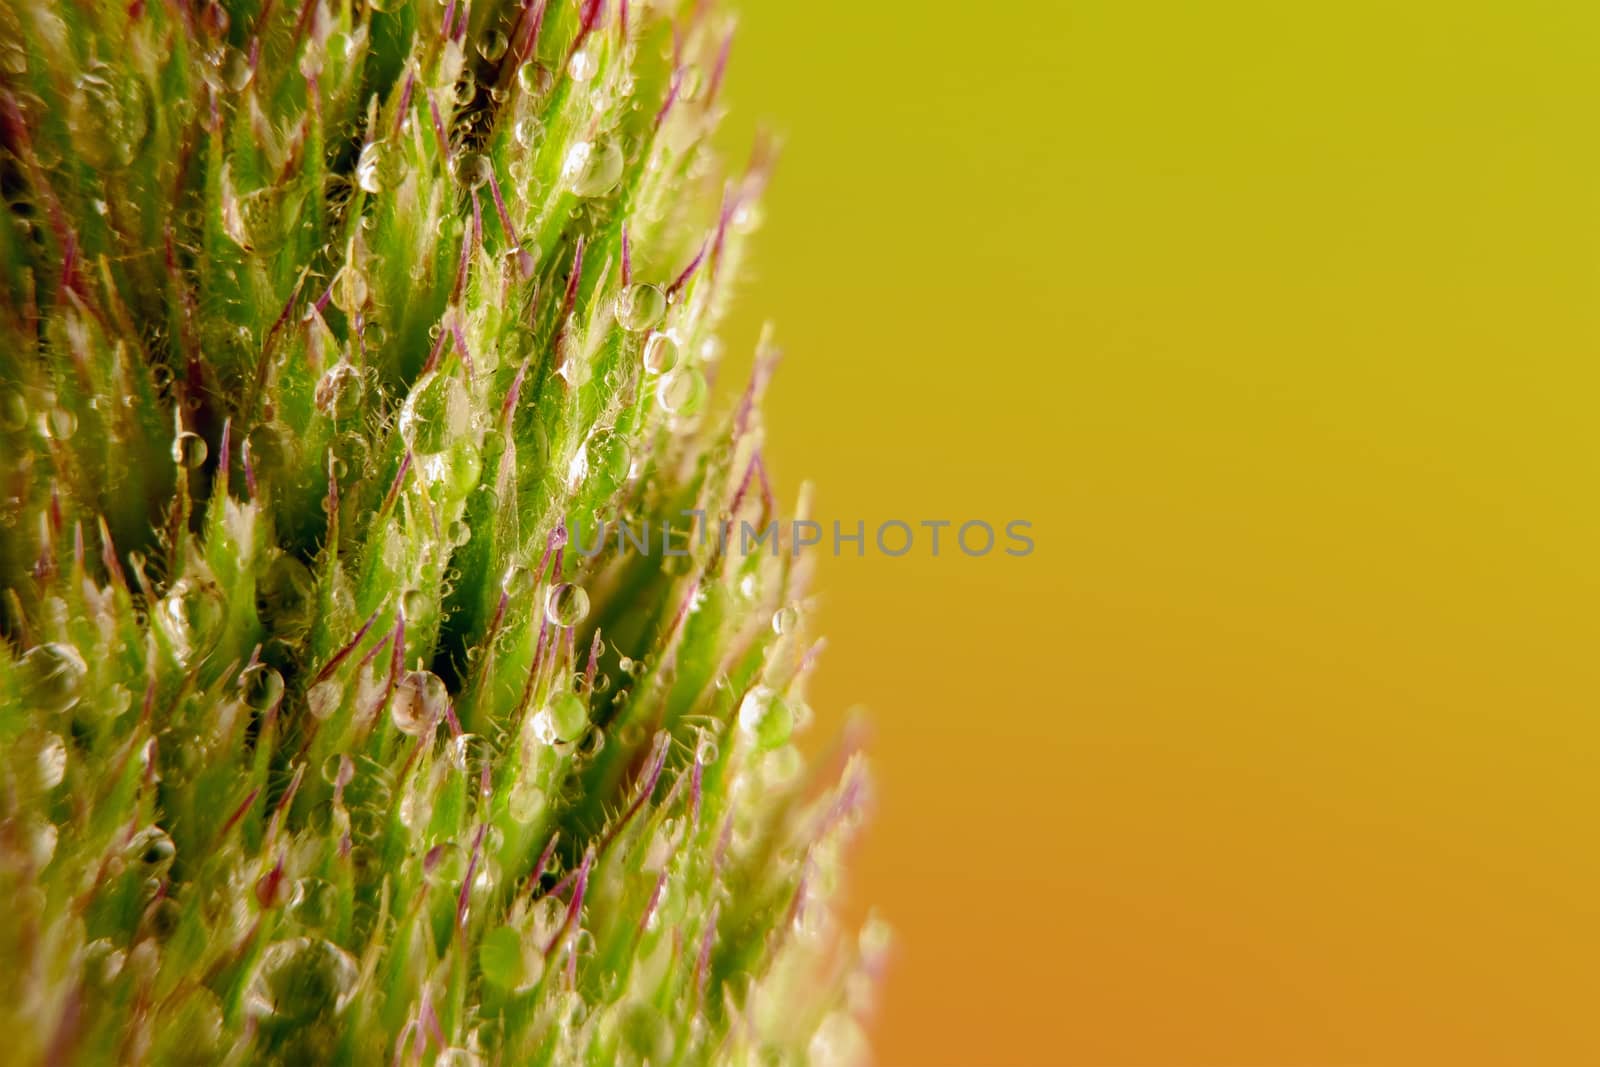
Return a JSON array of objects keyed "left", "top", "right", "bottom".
[
  {"left": 508, "top": 779, "right": 546, "bottom": 823},
  {"left": 251, "top": 938, "right": 359, "bottom": 1021},
  {"left": 37, "top": 732, "right": 67, "bottom": 789},
  {"left": 501, "top": 563, "right": 534, "bottom": 598},
  {"left": 20, "top": 643, "right": 87, "bottom": 714},
  {"left": 615, "top": 283, "right": 666, "bottom": 332},
  {"left": 513, "top": 116, "right": 543, "bottom": 147},
  {"left": 355, "top": 141, "right": 384, "bottom": 194},
  {"left": 771, "top": 604, "right": 800, "bottom": 635},
  {"left": 290, "top": 878, "right": 339, "bottom": 928},
  {"left": 656, "top": 367, "right": 706, "bottom": 416},
  {"left": 738, "top": 686, "right": 793, "bottom": 750},
  {"left": 563, "top": 141, "right": 623, "bottom": 197},
  {"left": 173, "top": 431, "right": 208, "bottom": 469},
  {"left": 477, "top": 29, "right": 509, "bottom": 62},
  {"left": 567, "top": 48, "right": 598, "bottom": 82},
  {"left": 391, "top": 669, "right": 448, "bottom": 736},
  {"left": 547, "top": 691, "right": 587, "bottom": 741},
  {"left": 321, "top": 753, "right": 352, "bottom": 787},
  {"left": 399, "top": 371, "right": 470, "bottom": 456},
  {"left": 68, "top": 67, "right": 151, "bottom": 170},
  {"left": 45, "top": 407, "right": 77, "bottom": 441},
  {"left": 479, "top": 925, "right": 524, "bottom": 989},
  {"left": 219, "top": 47, "right": 254, "bottom": 92},
  {"left": 516, "top": 62, "right": 551, "bottom": 97},
  {"left": 457, "top": 152, "right": 494, "bottom": 189},
  {"left": 157, "top": 578, "right": 226, "bottom": 665},
  {"left": 306, "top": 679, "right": 343, "bottom": 721},
  {"left": 543, "top": 582, "right": 589, "bottom": 628},
  {"left": 643, "top": 331, "right": 679, "bottom": 374},
  {"left": 239, "top": 663, "right": 285, "bottom": 712}
]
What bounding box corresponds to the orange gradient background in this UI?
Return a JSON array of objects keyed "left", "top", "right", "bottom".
[{"left": 717, "top": 2, "right": 1600, "bottom": 1064}]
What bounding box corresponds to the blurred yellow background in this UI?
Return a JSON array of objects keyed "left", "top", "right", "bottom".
[{"left": 719, "top": 2, "right": 1599, "bottom": 1064}]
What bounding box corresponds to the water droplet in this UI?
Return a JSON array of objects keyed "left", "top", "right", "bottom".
[
  {"left": 454, "top": 72, "right": 477, "bottom": 107},
  {"left": 355, "top": 141, "right": 385, "bottom": 194},
  {"left": 517, "top": 62, "right": 552, "bottom": 97},
  {"left": 513, "top": 115, "right": 544, "bottom": 147},
  {"left": 563, "top": 141, "right": 623, "bottom": 198},
  {"left": 45, "top": 407, "right": 77, "bottom": 440},
  {"left": 567, "top": 48, "right": 598, "bottom": 82},
  {"left": 547, "top": 691, "right": 587, "bottom": 741},
  {"left": 479, "top": 924, "right": 524, "bottom": 990},
  {"left": 543, "top": 582, "right": 589, "bottom": 628},
  {"left": 31, "top": 820, "right": 58, "bottom": 867},
  {"left": 402, "top": 587, "right": 429, "bottom": 620},
  {"left": 37, "top": 733, "right": 67, "bottom": 789},
  {"left": 399, "top": 371, "right": 470, "bottom": 456},
  {"left": 321, "top": 753, "right": 353, "bottom": 787},
  {"left": 0, "top": 387, "right": 28, "bottom": 431},
  {"left": 290, "top": 878, "right": 339, "bottom": 927},
  {"left": 329, "top": 432, "right": 370, "bottom": 484},
  {"left": 423, "top": 437, "right": 481, "bottom": 497},
  {"left": 331, "top": 266, "right": 369, "bottom": 316},
  {"left": 508, "top": 779, "right": 546, "bottom": 823},
  {"left": 68, "top": 67, "right": 151, "bottom": 170},
  {"left": 391, "top": 669, "right": 448, "bottom": 736},
  {"left": 173, "top": 430, "right": 208, "bottom": 469},
  {"left": 397, "top": 788, "right": 430, "bottom": 833},
  {"left": 251, "top": 938, "right": 359, "bottom": 1020},
  {"left": 738, "top": 686, "right": 793, "bottom": 749},
  {"left": 771, "top": 605, "right": 800, "bottom": 635},
  {"left": 457, "top": 152, "right": 494, "bottom": 189},
  {"left": 615, "top": 283, "right": 666, "bottom": 333},
  {"left": 219, "top": 47, "right": 254, "bottom": 92},
  {"left": 656, "top": 367, "right": 706, "bottom": 415},
  {"left": 732, "top": 200, "right": 765, "bottom": 234},
  {"left": 643, "top": 331, "right": 679, "bottom": 374},
  {"left": 764, "top": 744, "right": 803, "bottom": 785},
  {"left": 306, "top": 678, "right": 343, "bottom": 720},
  {"left": 128, "top": 825, "right": 176, "bottom": 875},
  {"left": 157, "top": 578, "right": 227, "bottom": 665},
  {"left": 477, "top": 28, "right": 509, "bottom": 62},
  {"left": 501, "top": 563, "right": 534, "bottom": 598},
  {"left": 695, "top": 734, "right": 719, "bottom": 766},
  {"left": 19, "top": 643, "right": 87, "bottom": 714},
  {"left": 239, "top": 663, "right": 285, "bottom": 712}
]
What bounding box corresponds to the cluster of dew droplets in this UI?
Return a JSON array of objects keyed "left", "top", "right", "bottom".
[{"left": 67, "top": 63, "right": 152, "bottom": 171}]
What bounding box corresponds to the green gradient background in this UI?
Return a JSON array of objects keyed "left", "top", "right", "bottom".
[{"left": 718, "top": 2, "right": 1599, "bottom": 1064}]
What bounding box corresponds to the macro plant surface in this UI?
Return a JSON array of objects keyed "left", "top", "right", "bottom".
[{"left": 0, "top": 0, "right": 879, "bottom": 1063}]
